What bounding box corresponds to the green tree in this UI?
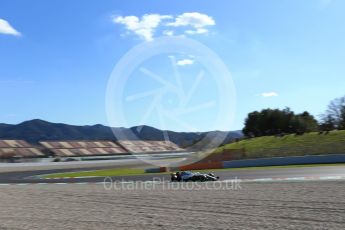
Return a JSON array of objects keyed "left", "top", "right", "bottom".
[
  {"left": 320, "top": 114, "right": 336, "bottom": 131},
  {"left": 340, "top": 106, "right": 345, "bottom": 130},
  {"left": 321, "top": 96, "right": 345, "bottom": 130},
  {"left": 243, "top": 108, "right": 318, "bottom": 137}
]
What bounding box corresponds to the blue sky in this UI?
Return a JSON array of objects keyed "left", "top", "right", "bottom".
[{"left": 1, "top": 0, "right": 345, "bottom": 131}]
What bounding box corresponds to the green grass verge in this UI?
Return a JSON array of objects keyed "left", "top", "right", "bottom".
[
  {"left": 42, "top": 163, "right": 345, "bottom": 178},
  {"left": 213, "top": 130, "right": 345, "bottom": 158},
  {"left": 42, "top": 168, "right": 148, "bottom": 179}
]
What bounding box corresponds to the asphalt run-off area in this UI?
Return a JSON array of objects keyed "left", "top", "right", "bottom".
[
  {"left": 1, "top": 163, "right": 345, "bottom": 229},
  {"left": 1, "top": 160, "right": 345, "bottom": 184}
]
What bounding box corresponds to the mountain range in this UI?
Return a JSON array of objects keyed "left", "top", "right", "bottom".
[{"left": 0, "top": 119, "right": 243, "bottom": 148}]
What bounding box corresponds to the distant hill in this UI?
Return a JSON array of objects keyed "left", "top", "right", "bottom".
[{"left": 0, "top": 119, "right": 243, "bottom": 147}]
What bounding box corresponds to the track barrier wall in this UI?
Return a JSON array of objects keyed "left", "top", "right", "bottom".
[
  {"left": 146, "top": 154, "right": 345, "bottom": 173},
  {"left": 145, "top": 168, "right": 162, "bottom": 173},
  {"left": 222, "top": 154, "right": 345, "bottom": 168},
  {"left": 179, "top": 162, "right": 224, "bottom": 171}
]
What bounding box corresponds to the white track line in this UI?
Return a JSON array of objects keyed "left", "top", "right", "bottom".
[
  {"left": 39, "top": 176, "right": 99, "bottom": 180},
  {"left": 223, "top": 176, "right": 345, "bottom": 183}
]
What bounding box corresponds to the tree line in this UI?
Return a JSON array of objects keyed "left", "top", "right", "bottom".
[{"left": 243, "top": 95, "right": 345, "bottom": 137}]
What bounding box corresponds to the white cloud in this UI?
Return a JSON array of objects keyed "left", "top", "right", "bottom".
[
  {"left": 261, "top": 92, "right": 278, "bottom": 97},
  {"left": 167, "top": 12, "right": 215, "bottom": 35},
  {"left": 113, "top": 14, "right": 172, "bottom": 41},
  {"left": 176, "top": 58, "right": 194, "bottom": 66},
  {"left": 113, "top": 12, "right": 216, "bottom": 41},
  {"left": 185, "top": 28, "right": 208, "bottom": 35},
  {"left": 0, "top": 19, "right": 21, "bottom": 36},
  {"left": 163, "top": 30, "right": 174, "bottom": 36}
]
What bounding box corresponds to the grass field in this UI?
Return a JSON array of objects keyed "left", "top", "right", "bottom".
[
  {"left": 213, "top": 130, "right": 345, "bottom": 159},
  {"left": 42, "top": 168, "right": 147, "bottom": 179}
]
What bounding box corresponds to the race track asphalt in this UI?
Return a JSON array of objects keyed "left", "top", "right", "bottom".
[
  {"left": 2, "top": 162, "right": 345, "bottom": 229},
  {"left": 1, "top": 164, "right": 345, "bottom": 184}
]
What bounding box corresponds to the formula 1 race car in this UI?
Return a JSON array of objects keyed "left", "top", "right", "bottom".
[{"left": 170, "top": 171, "right": 219, "bottom": 182}]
